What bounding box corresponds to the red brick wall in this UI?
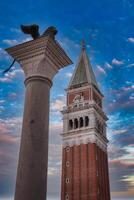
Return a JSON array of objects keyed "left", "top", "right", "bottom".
[
  {"left": 80, "top": 144, "right": 88, "bottom": 199},
  {"left": 61, "top": 147, "right": 66, "bottom": 200},
  {"left": 96, "top": 146, "right": 111, "bottom": 200},
  {"left": 61, "top": 143, "right": 110, "bottom": 200},
  {"left": 88, "top": 143, "right": 98, "bottom": 200},
  {"left": 73, "top": 145, "right": 80, "bottom": 200},
  {"left": 67, "top": 89, "right": 91, "bottom": 105}
]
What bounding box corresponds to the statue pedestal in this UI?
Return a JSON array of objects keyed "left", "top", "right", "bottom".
[{"left": 6, "top": 35, "right": 72, "bottom": 200}]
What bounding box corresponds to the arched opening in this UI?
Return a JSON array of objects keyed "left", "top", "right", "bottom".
[
  {"left": 80, "top": 117, "right": 84, "bottom": 127},
  {"left": 69, "top": 119, "right": 73, "bottom": 130},
  {"left": 66, "top": 161, "right": 70, "bottom": 167},
  {"left": 66, "top": 178, "right": 70, "bottom": 184},
  {"left": 74, "top": 118, "right": 78, "bottom": 129},
  {"left": 85, "top": 116, "right": 89, "bottom": 127},
  {"left": 98, "top": 121, "right": 102, "bottom": 134}
]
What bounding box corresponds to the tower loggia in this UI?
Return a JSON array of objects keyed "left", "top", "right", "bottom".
[{"left": 61, "top": 43, "right": 111, "bottom": 200}]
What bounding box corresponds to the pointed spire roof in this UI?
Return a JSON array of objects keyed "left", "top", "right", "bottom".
[{"left": 68, "top": 41, "right": 99, "bottom": 89}]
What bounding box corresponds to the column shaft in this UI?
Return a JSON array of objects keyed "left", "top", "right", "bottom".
[{"left": 14, "top": 76, "right": 52, "bottom": 200}]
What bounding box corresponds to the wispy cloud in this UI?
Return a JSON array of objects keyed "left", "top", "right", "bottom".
[
  {"left": 59, "top": 37, "right": 80, "bottom": 52},
  {"left": 3, "top": 39, "right": 18, "bottom": 46},
  {"left": 0, "top": 48, "right": 9, "bottom": 60},
  {"left": 112, "top": 129, "right": 127, "bottom": 135},
  {"left": 0, "top": 77, "right": 12, "bottom": 83},
  {"left": 105, "top": 62, "right": 113, "bottom": 69},
  {"left": 112, "top": 58, "right": 124, "bottom": 65},
  {"left": 127, "top": 63, "right": 134, "bottom": 68},
  {"left": 97, "top": 65, "right": 107, "bottom": 75},
  {"left": 128, "top": 37, "right": 134, "bottom": 43},
  {"left": 10, "top": 28, "right": 21, "bottom": 33},
  {"left": 0, "top": 69, "right": 23, "bottom": 83},
  {"left": 51, "top": 99, "right": 65, "bottom": 112},
  {"left": 2, "top": 37, "right": 31, "bottom": 46},
  {"left": 64, "top": 72, "right": 72, "bottom": 78}
]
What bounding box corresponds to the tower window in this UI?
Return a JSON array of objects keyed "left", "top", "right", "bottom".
[
  {"left": 80, "top": 117, "right": 84, "bottom": 127},
  {"left": 66, "top": 146, "right": 70, "bottom": 152},
  {"left": 74, "top": 118, "right": 78, "bottom": 129},
  {"left": 66, "top": 178, "right": 70, "bottom": 184},
  {"left": 85, "top": 116, "right": 89, "bottom": 126},
  {"left": 66, "top": 161, "right": 70, "bottom": 167},
  {"left": 98, "top": 122, "right": 103, "bottom": 134},
  {"left": 69, "top": 119, "right": 73, "bottom": 130},
  {"left": 65, "top": 194, "right": 69, "bottom": 200}
]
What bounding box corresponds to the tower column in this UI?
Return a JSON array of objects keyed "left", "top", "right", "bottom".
[
  {"left": 61, "top": 41, "right": 110, "bottom": 200},
  {"left": 6, "top": 35, "right": 72, "bottom": 200}
]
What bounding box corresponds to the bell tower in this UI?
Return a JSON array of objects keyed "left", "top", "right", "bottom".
[{"left": 61, "top": 43, "right": 111, "bottom": 200}]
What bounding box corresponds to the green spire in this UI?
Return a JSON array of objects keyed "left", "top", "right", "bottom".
[{"left": 69, "top": 41, "right": 99, "bottom": 89}]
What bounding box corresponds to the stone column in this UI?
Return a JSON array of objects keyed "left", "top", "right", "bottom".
[{"left": 6, "top": 35, "right": 72, "bottom": 200}]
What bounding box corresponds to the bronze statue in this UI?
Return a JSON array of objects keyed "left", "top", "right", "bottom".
[
  {"left": 21, "top": 24, "right": 57, "bottom": 40},
  {"left": 20, "top": 24, "right": 40, "bottom": 39},
  {"left": 3, "top": 24, "right": 58, "bottom": 73},
  {"left": 43, "top": 26, "right": 57, "bottom": 39}
]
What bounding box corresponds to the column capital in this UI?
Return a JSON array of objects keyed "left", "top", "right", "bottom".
[{"left": 5, "top": 36, "right": 73, "bottom": 81}]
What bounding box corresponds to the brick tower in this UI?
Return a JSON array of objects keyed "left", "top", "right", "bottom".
[{"left": 61, "top": 43, "right": 111, "bottom": 200}]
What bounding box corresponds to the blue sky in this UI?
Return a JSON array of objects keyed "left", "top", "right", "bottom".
[{"left": 0, "top": 0, "right": 134, "bottom": 199}]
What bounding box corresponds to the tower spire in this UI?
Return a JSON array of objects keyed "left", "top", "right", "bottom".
[
  {"left": 81, "top": 40, "right": 86, "bottom": 50},
  {"left": 68, "top": 41, "right": 99, "bottom": 90}
]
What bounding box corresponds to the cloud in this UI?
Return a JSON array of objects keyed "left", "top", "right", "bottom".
[
  {"left": 112, "top": 58, "right": 124, "bottom": 65},
  {"left": 0, "top": 100, "right": 5, "bottom": 104},
  {"left": 59, "top": 37, "right": 80, "bottom": 52},
  {"left": 0, "top": 117, "right": 22, "bottom": 196},
  {"left": 0, "top": 117, "right": 22, "bottom": 136},
  {"left": 129, "top": 93, "right": 134, "bottom": 100},
  {"left": 10, "top": 28, "right": 21, "bottom": 33},
  {"left": 0, "top": 48, "right": 9, "bottom": 60},
  {"left": 105, "top": 62, "right": 113, "bottom": 69},
  {"left": 107, "top": 85, "right": 134, "bottom": 112},
  {"left": 128, "top": 37, "right": 134, "bottom": 43},
  {"left": 0, "top": 77, "right": 12, "bottom": 83},
  {"left": 109, "top": 158, "right": 134, "bottom": 194},
  {"left": 22, "top": 37, "right": 31, "bottom": 43},
  {"left": 122, "top": 85, "right": 134, "bottom": 91},
  {"left": 123, "top": 175, "right": 134, "bottom": 188},
  {"left": 51, "top": 99, "right": 65, "bottom": 112},
  {"left": 97, "top": 65, "right": 107, "bottom": 75},
  {"left": 3, "top": 39, "right": 18, "bottom": 45},
  {"left": 2, "top": 37, "right": 31, "bottom": 48},
  {"left": 127, "top": 63, "right": 134, "bottom": 68},
  {"left": 65, "top": 72, "right": 72, "bottom": 78},
  {"left": 112, "top": 129, "right": 127, "bottom": 135},
  {"left": 0, "top": 69, "right": 23, "bottom": 83}
]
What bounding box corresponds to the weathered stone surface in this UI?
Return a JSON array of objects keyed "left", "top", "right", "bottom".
[{"left": 15, "top": 76, "right": 51, "bottom": 200}]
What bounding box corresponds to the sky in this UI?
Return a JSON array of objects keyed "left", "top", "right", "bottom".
[{"left": 0, "top": 0, "right": 134, "bottom": 199}]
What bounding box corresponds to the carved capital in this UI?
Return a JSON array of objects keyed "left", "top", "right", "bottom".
[{"left": 5, "top": 35, "right": 72, "bottom": 82}]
